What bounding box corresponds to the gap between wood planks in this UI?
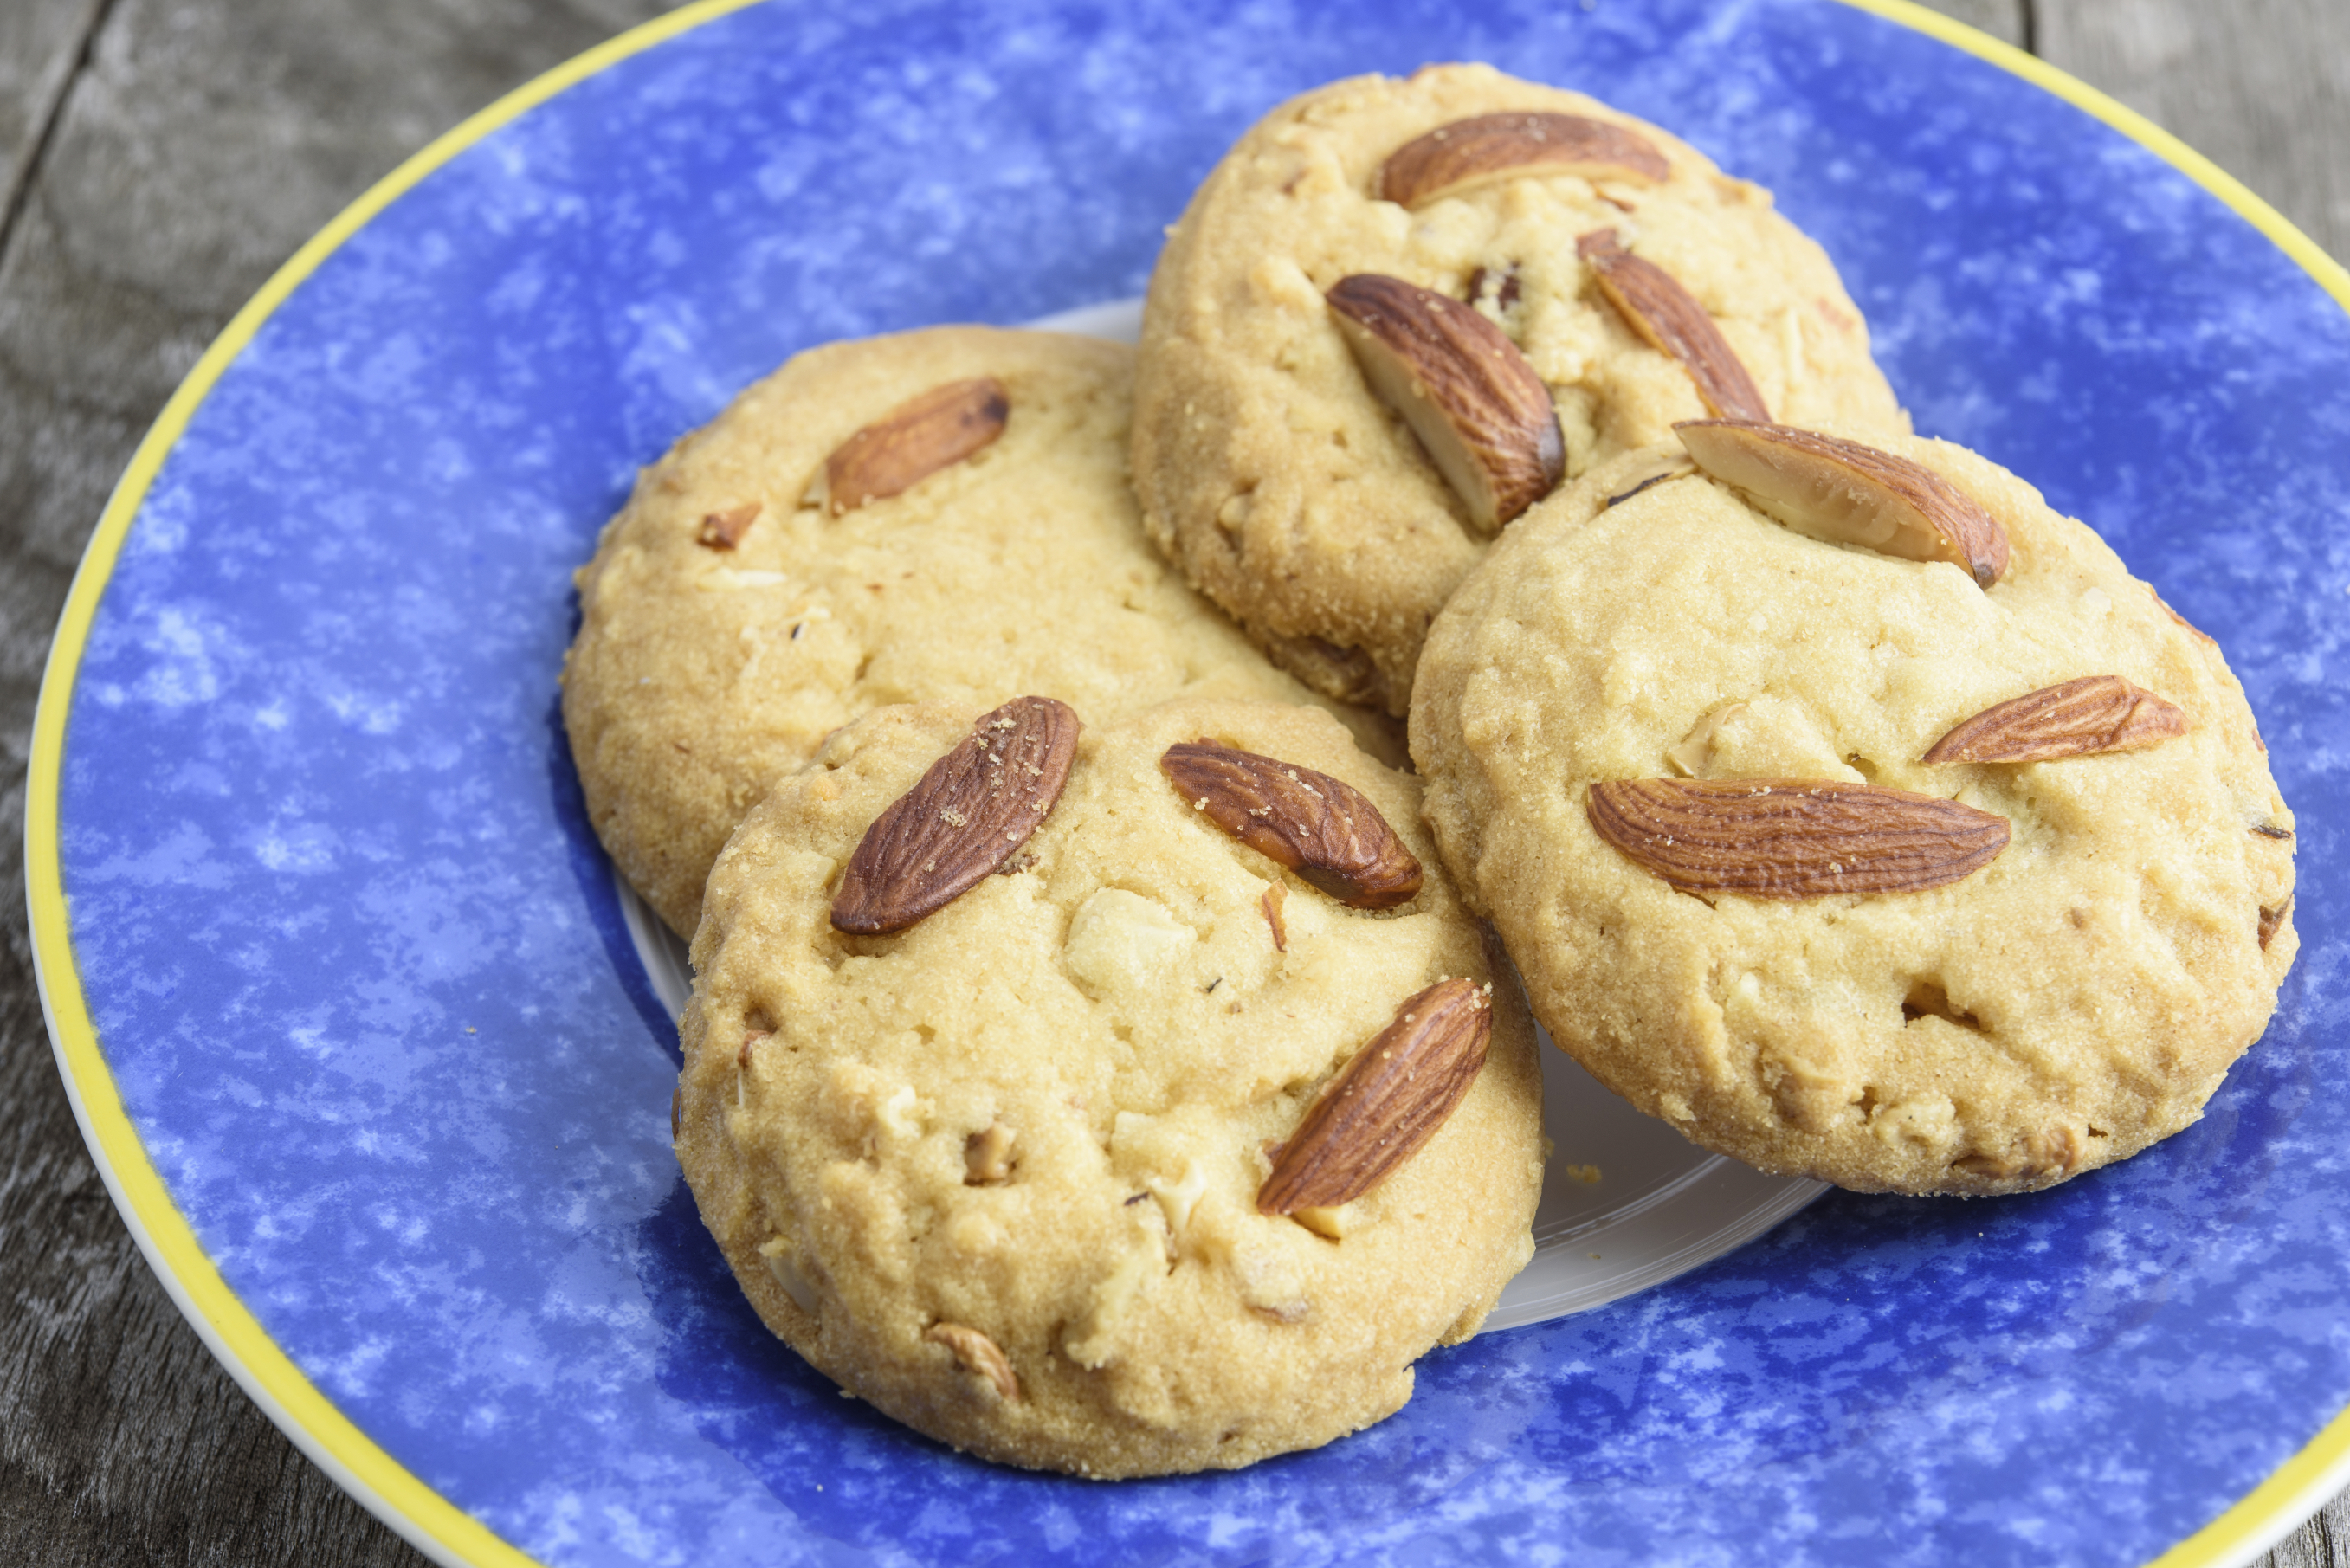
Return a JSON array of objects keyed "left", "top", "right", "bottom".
[{"left": 0, "top": 0, "right": 118, "bottom": 271}]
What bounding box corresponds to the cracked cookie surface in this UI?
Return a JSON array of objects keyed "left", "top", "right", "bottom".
[
  {"left": 1133, "top": 63, "right": 1907, "bottom": 714},
  {"left": 562, "top": 326, "right": 1391, "bottom": 938},
  {"left": 675, "top": 696, "right": 1541, "bottom": 1475},
  {"left": 1411, "top": 434, "right": 2296, "bottom": 1196}
]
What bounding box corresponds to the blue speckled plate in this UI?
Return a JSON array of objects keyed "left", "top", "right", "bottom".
[{"left": 29, "top": 2, "right": 2350, "bottom": 1565}]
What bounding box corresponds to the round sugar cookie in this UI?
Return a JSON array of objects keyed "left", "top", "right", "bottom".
[
  {"left": 674, "top": 695, "right": 1542, "bottom": 1475},
  {"left": 1411, "top": 432, "right": 2297, "bottom": 1196},
  {"left": 562, "top": 326, "right": 1392, "bottom": 937},
  {"left": 1132, "top": 63, "right": 1908, "bottom": 715}
]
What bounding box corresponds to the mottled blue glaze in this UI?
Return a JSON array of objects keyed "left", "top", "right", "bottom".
[{"left": 53, "top": 1, "right": 2349, "bottom": 1564}]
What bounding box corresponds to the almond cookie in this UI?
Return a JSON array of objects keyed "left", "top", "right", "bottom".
[
  {"left": 674, "top": 695, "right": 1542, "bottom": 1475},
  {"left": 562, "top": 327, "right": 1393, "bottom": 937},
  {"left": 1411, "top": 428, "right": 2296, "bottom": 1196},
  {"left": 1133, "top": 63, "right": 1908, "bottom": 715}
]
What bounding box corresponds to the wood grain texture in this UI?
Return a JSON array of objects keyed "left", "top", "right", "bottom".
[
  {"left": 2039, "top": 0, "right": 2350, "bottom": 263},
  {"left": 0, "top": 1, "right": 2344, "bottom": 1564},
  {"left": 1910, "top": 0, "right": 2029, "bottom": 48},
  {"left": 0, "top": 4, "right": 681, "bottom": 1565},
  {"left": 0, "top": 0, "right": 105, "bottom": 238}
]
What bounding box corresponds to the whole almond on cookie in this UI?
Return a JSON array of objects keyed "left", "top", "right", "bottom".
[
  {"left": 831, "top": 695, "right": 1079, "bottom": 934},
  {"left": 1160, "top": 739, "right": 1424, "bottom": 908},
  {"left": 1378, "top": 111, "right": 1669, "bottom": 208},
  {"left": 1579, "top": 229, "right": 1769, "bottom": 422},
  {"left": 814, "top": 376, "right": 1009, "bottom": 515},
  {"left": 1921, "top": 676, "right": 2189, "bottom": 765},
  {"left": 1585, "top": 778, "right": 2010, "bottom": 899},
  {"left": 1259, "top": 978, "right": 1493, "bottom": 1215}
]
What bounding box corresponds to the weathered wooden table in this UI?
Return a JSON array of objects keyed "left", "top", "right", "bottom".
[{"left": 3, "top": 2, "right": 2342, "bottom": 1562}]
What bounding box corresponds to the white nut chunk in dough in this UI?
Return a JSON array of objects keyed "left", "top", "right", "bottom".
[{"left": 1062, "top": 887, "right": 1196, "bottom": 997}]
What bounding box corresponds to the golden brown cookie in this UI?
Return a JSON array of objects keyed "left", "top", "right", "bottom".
[
  {"left": 675, "top": 696, "right": 1542, "bottom": 1474},
  {"left": 1133, "top": 63, "right": 1908, "bottom": 714},
  {"left": 1411, "top": 429, "right": 2295, "bottom": 1196},
  {"left": 563, "top": 326, "right": 1393, "bottom": 936}
]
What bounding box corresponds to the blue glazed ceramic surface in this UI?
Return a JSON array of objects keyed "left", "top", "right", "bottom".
[{"left": 50, "top": 2, "right": 2348, "bottom": 1565}]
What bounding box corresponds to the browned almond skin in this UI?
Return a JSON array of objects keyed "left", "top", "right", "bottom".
[
  {"left": 1603, "top": 457, "right": 1695, "bottom": 511},
  {"left": 1260, "top": 881, "right": 1288, "bottom": 952},
  {"left": 830, "top": 695, "right": 1079, "bottom": 934},
  {"left": 1921, "top": 675, "right": 2191, "bottom": 765},
  {"left": 1325, "top": 274, "right": 1564, "bottom": 532},
  {"left": 695, "top": 501, "right": 761, "bottom": 550},
  {"left": 1675, "top": 419, "right": 2012, "bottom": 588},
  {"left": 1160, "top": 739, "right": 1424, "bottom": 908},
  {"left": 1378, "top": 112, "right": 1671, "bottom": 208},
  {"left": 823, "top": 376, "right": 1010, "bottom": 515},
  {"left": 1465, "top": 262, "right": 1522, "bottom": 311},
  {"left": 1578, "top": 229, "right": 1769, "bottom": 423},
  {"left": 2152, "top": 586, "right": 2218, "bottom": 646},
  {"left": 1586, "top": 778, "right": 2010, "bottom": 899},
  {"left": 1258, "top": 978, "right": 1492, "bottom": 1214},
  {"left": 2261, "top": 899, "right": 2291, "bottom": 950}
]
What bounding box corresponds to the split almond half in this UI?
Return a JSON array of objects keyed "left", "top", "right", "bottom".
[
  {"left": 1675, "top": 420, "right": 2011, "bottom": 588},
  {"left": 1326, "top": 274, "right": 1563, "bottom": 534},
  {"left": 816, "top": 376, "right": 1008, "bottom": 516},
  {"left": 1587, "top": 778, "right": 2009, "bottom": 899},
  {"left": 1160, "top": 739, "right": 1422, "bottom": 909},
  {"left": 1578, "top": 229, "right": 1769, "bottom": 423},
  {"left": 1921, "top": 676, "right": 2189, "bottom": 765},
  {"left": 831, "top": 696, "right": 1079, "bottom": 934},
  {"left": 1378, "top": 113, "right": 1669, "bottom": 208},
  {"left": 1258, "top": 978, "right": 1491, "bottom": 1215}
]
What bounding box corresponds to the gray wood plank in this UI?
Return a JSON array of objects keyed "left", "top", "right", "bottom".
[
  {"left": 0, "top": 3, "right": 682, "bottom": 1565},
  {"left": 0, "top": 0, "right": 105, "bottom": 237},
  {"left": 1908, "top": 0, "right": 2029, "bottom": 49},
  {"left": 2038, "top": 0, "right": 2350, "bottom": 265},
  {"left": 2030, "top": 13, "right": 2350, "bottom": 1565},
  {"left": 2269, "top": 1510, "right": 2343, "bottom": 1568}
]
